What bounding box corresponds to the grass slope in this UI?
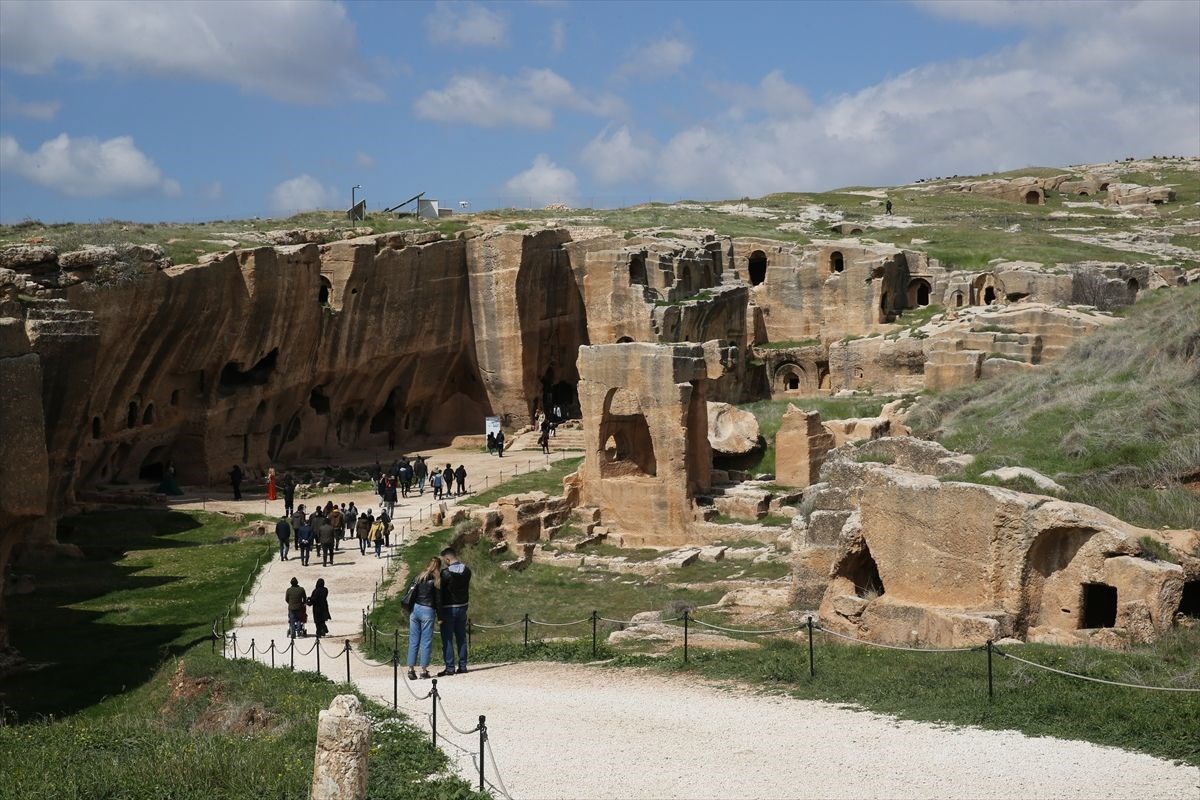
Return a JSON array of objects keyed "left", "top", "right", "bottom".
[
  {"left": 736, "top": 396, "right": 888, "bottom": 476},
  {"left": 909, "top": 285, "right": 1200, "bottom": 529},
  {"left": 462, "top": 456, "right": 582, "bottom": 506},
  {"left": 3, "top": 509, "right": 272, "bottom": 718}
]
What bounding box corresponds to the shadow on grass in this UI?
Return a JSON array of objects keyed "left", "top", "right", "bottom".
[{"left": 3, "top": 509, "right": 255, "bottom": 720}]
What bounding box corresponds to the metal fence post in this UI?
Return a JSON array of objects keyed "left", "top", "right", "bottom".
[
  {"left": 392, "top": 650, "right": 398, "bottom": 710},
  {"left": 683, "top": 610, "right": 689, "bottom": 663},
  {"left": 431, "top": 679, "right": 439, "bottom": 746},
  {"left": 987, "top": 640, "right": 994, "bottom": 700},
  {"left": 231, "top": 632, "right": 238, "bottom": 659},
  {"left": 316, "top": 641, "right": 321, "bottom": 675},
  {"left": 394, "top": 628, "right": 399, "bottom": 655},
  {"left": 478, "top": 715, "right": 487, "bottom": 792},
  {"left": 807, "top": 616, "right": 815, "bottom": 678},
  {"left": 270, "top": 640, "right": 276, "bottom": 669},
  {"left": 591, "top": 610, "right": 598, "bottom": 658},
  {"left": 523, "top": 613, "right": 530, "bottom": 648},
  {"left": 211, "top": 631, "right": 216, "bottom": 655},
  {"left": 344, "top": 640, "right": 351, "bottom": 684},
  {"left": 290, "top": 639, "right": 295, "bottom": 670}
]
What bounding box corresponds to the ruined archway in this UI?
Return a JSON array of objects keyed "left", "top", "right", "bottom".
[
  {"left": 598, "top": 387, "right": 657, "bottom": 478},
  {"left": 829, "top": 251, "right": 844, "bottom": 273},
  {"left": 679, "top": 264, "right": 694, "bottom": 294},
  {"left": 951, "top": 291, "right": 964, "bottom": 308},
  {"left": 318, "top": 276, "right": 332, "bottom": 306},
  {"left": 748, "top": 250, "right": 767, "bottom": 286},
  {"left": 907, "top": 278, "right": 932, "bottom": 307},
  {"left": 1020, "top": 526, "right": 1097, "bottom": 633},
  {"left": 1024, "top": 190, "right": 1041, "bottom": 205},
  {"left": 773, "top": 362, "right": 809, "bottom": 394}
]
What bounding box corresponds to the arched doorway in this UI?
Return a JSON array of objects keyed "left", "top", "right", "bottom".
[
  {"left": 748, "top": 250, "right": 767, "bottom": 286},
  {"left": 951, "top": 291, "right": 964, "bottom": 308},
  {"left": 773, "top": 363, "right": 808, "bottom": 394},
  {"left": 983, "top": 287, "right": 997, "bottom": 305},
  {"left": 1024, "top": 190, "right": 1041, "bottom": 205},
  {"left": 907, "top": 278, "right": 932, "bottom": 307},
  {"left": 678, "top": 264, "right": 693, "bottom": 293},
  {"left": 829, "top": 251, "right": 844, "bottom": 273},
  {"left": 318, "top": 276, "right": 332, "bottom": 305}
]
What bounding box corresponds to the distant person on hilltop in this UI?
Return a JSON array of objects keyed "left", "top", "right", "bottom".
[
  {"left": 885, "top": 198, "right": 893, "bottom": 215},
  {"left": 229, "top": 464, "right": 243, "bottom": 500}
]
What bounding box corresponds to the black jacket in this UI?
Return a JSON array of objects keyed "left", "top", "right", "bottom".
[
  {"left": 275, "top": 519, "right": 291, "bottom": 542},
  {"left": 411, "top": 575, "right": 440, "bottom": 610},
  {"left": 309, "top": 585, "right": 331, "bottom": 623},
  {"left": 440, "top": 563, "right": 471, "bottom": 607}
]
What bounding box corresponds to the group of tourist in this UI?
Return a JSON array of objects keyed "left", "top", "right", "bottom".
[
  {"left": 284, "top": 576, "right": 331, "bottom": 639},
  {"left": 275, "top": 500, "right": 397, "bottom": 566},
  {"left": 374, "top": 458, "right": 468, "bottom": 505}
]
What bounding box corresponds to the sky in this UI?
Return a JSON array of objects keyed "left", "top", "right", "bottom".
[{"left": 0, "top": 0, "right": 1197, "bottom": 223}]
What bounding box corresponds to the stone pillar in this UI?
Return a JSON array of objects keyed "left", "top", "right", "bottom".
[
  {"left": 775, "top": 406, "right": 834, "bottom": 488},
  {"left": 311, "top": 694, "right": 370, "bottom": 800}
]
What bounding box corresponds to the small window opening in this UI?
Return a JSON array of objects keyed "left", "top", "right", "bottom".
[
  {"left": 142, "top": 404, "right": 155, "bottom": 425},
  {"left": 983, "top": 287, "right": 997, "bottom": 305},
  {"left": 748, "top": 250, "right": 767, "bottom": 286},
  {"left": 1178, "top": 581, "right": 1200, "bottom": 619},
  {"left": 318, "top": 276, "right": 332, "bottom": 305},
  {"left": 829, "top": 251, "right": 844, "bottom": 273},
  {"left": 786, "top": 375, "right": 799, "bottom": 390},
  {"left": 92, "top": 416, "right": 101, "bottom": 439},
  {"left": 127, "top": 402, "right": 138, "bottom": 429}
]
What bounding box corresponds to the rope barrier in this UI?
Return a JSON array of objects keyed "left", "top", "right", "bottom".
[
  {"left": 472, "top": 620, "right": 525, "bottom": 630},
  {"left": 690, "top": 619, "right": 807, "bottom": 635},
  {"left": 528, "top": 617, "right": 590, "bottom": 627},
  {"left": 484, "top": 737, "right": 515, "bottom": 800},
  {"left": 995, "top": 648, "right": 1200, "bottom": 692},
  {"left": 435, "top": 695, "right": 480, "bottom": 736},
  {"left": 815, "top": 624, "right": 982, "bottom": 653}
]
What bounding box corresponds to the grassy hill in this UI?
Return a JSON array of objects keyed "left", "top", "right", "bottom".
[{"left": 908, "top": 284, "right": 1200, "bottom": 529}]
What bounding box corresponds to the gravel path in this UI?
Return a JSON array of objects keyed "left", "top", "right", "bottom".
[{"left": 224, "top": 450, "right": 1199, "bottom": 800}]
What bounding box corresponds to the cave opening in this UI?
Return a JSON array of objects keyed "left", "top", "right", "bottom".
[
  {"left": 218, "top": 348, "right": 279, "bottom": 394},
  {"left": 748, "top": 250, "right": 767, "bottom": 286},
  {"left": 309, "top": 388, "right": 331, "bottom": 415},
  {"left": 829, "top": 251, "right": 844, "bottom": 273},
  {"left": 983, "top": 287, "right": 997, "bottom": 305},
  {"left": 318, "top": 276, "right": 332, "bottom": 305},
  {"left": 1178, "top": 581, "right": 1200, "bottom": 619},
  {"left": 1080, "top": 583, "right": 1117, "bottom": 629},
  {"left": 629, "top": 254, "right": 648, "bottom": 286}
]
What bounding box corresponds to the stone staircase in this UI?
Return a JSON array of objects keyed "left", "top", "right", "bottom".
[{"left": 506, "top": 421, "right": 587, "bottom": 452}]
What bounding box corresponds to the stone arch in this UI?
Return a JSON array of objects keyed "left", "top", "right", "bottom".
[
  {"left": 773, "top": 362, "right": 808, "bottom": 394},
  {"left": 950, "top": 290, "right": 965, "bottom": 308},
  {"left": 748, "top": 250, "right": 767, "bottom": 286},
  {"left": 1024, "top": 190, "right": 1041, "bottom": 205},
  {"left": 1127, "top": 277, "right": 1140, "bottom": 300},
  {"left": 1077, "top": 189, "right": 1090, "bottom": 197},
  {"left": 972, "top": 274, "right": 1005, "bottom": 306},
  {"left": 907, "top": 278, "right": 932, "bottom": 307},
  {"left": 142, "top": 404, "right": 155, "bottom": 425},
  {"left": 126, "top": 398, "right": 139, "bottom": 429},
  {"left": 629, "top": 254, "right": 648, "bottom": 286},
  {"left": 616, "top": 336, "right": 634, "bottom": 343},
  {"left": 598, "top": 387, "right": 657, "bottom": 478},
  {"left": 1020, "top": 526, "right": 1098, "bottom": 634},
  {"left": 678, "top": 264, "right": 694, "bottom": 293},
  {"left": 829, "top": 251, "right": 844, "bottom": 273},
  {"left": 318, "top": 275, "right": 332, "bottom": 305}
]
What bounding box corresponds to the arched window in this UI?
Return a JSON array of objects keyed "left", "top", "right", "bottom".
[
  {"left": 907, "top": 278, "right": 932, "bottom": 307},
  {"left": 983, "top": 287, "right": 997, "bottom": 305},
  {"left": 142, "top": 404, "right": 155, "bottom": 425},
  {"left": 318, "top": 276, "right": 332, "bottom": 305},
  {"left": 1024, "top": 190, "right": 1040, "bottom": 205},
  {"left": 829, "top": 251, "right": 844, "bottom": 273},
  {"left": 127, "top": 401, "right": 139, "bottom": 429},
  {"left": 748, "top": 250, "right": 767, "bottom": 286}
]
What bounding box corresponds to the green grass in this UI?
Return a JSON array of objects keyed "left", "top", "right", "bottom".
[
  {"left": 366, "top": 522, "right": 723, "bottom": 655},
  {"left": 756, "top": 338, "right": 822, "bottom": 349},
  {"left": 909, "top": 285, "right": 1200, "bottom": 528},
  {"left": 735, "top": 396, "right": 888, "bottom": 476},
  {"left": 0, "top": 647, "right": 485, "bottom": 800},
  {"left": 664, "top": 558, "right": 791, "bottom": 582},
  {"left": 462, "top": 457, "right": 582, "bottom": 506},
  {"left": 711, "top": 513, "right": 792, "bottom": 528},
  {"left": 607, "top": 629, "right": 1200, "bottom": 766},
  {"left": 3, "top": 509, "right": 273, "bottom": 718}
]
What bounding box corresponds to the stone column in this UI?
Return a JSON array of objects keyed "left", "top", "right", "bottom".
[
  {"left": 775, "top": 406, "right": 834, "bottom": 488},
  {"left": 311, "top": 694, "right": 370, "bottom": 800}
]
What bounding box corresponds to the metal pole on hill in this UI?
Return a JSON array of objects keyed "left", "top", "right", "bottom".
[
  {"left": 807, "top": 616, "right": 815, "bottom": 677},
  {"left": 392, "top": 650, "right": 398, "bottom": 710},
  {"left": 478, "top": 716, "right": 487, "bottom": 792},
  {"left": 344, "top": 640, "right": 351, "bottom": 684}
]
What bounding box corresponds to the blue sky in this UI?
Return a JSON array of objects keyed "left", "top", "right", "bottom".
[{"left": 1, "top": 0, "right": 1197, "bottom": 223}]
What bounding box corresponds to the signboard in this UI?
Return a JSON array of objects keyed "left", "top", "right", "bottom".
[{"left": 485, "top": 416, "right": 501, "bottom": 439}]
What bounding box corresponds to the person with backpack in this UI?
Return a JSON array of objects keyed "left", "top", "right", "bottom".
[
  {"left": 431, "top": 471, "right": 444, "bottom": 500},
  {"left": 403, "top": 557, "right": 442, "bottom": 680},
  {"left": 438, "top": 546, "right": 472, "bottom": 676},
  {"left": 370, "top": 516, "right": 386, "bottom": 558},
  {"left": 275, "top": 514, "right": 292, "bottom": 561},
  {"left": 356, "top": 508, "right": 372, "bottom": 555},
  {"left": 454, "top": 464, "right": 467, "bottom": 496}
]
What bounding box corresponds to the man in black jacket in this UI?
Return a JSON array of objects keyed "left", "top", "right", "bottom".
[
  {"left": 437, "top": 547, "right": 472, "bottom": 676},
  {"left": 229, "top": 465, "right": 243, "bottom": 500}
]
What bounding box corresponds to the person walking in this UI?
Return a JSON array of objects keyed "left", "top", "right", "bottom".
[
  {"left": 317, "top": 514, "right": 336, "bottom": 566},
  {"left": 431, "top": 471, "right": 444, "bottom": 500},
  {"left": 370, "top": 516, "right": 386, "bottom": 558},
  {"left": 344, "top": 502, "right": 358, "bottom": 548},
  {"left": 404, "top": 557, "right": 442, "bottom": 680},
  {"left": 275, "top": 514, "right": 291, "bottom": 561},
  {"left": 398, "top": 461, "right": 413, "bottom": 498},
  {"left": 538, "top": 429, "right": 550, "bottom": 455},
  {"left": 296, "top": 518, "right": 314, "bottom": 566},
  {"left": 285, "top": 577, "right": 307, "bottom": 638},
  {"left": 442, "top": 464, "right": 454, "bottom": 496},
  {"left": 282, "top": 474, "right": 296, "bottom": 517},
  {"left": 382, "top": 475, "right": 398, "bottom": 519},
  {"left": 356, "top": 509, "right": 372, "bottom": 555},
  {"left": 885, "top": 198, "right": 893, "bottom": 215},
  {"left": 308, "top": 578, "right": 331, "bottom": 638},
  {"left": 454, "top": 464, "right": 467, "bottom": 496},
  {"left": 414, "top": 456, "right": 429, "bottom": 495},
  {"left": 438, "top": 546, "right": 472, "bottom": 676},
  {"left": 379, "top": 510, "right": 392, "bottom": 548},
  {"left": 329, "top": 504, "right": 344, "bottom": 551},
  {"left": 485, "top": 432, "right": 496, "bottom": 456},
  {"left": 495, "top": 430, "right": 505, "bottom": 458},
  {"left": 291, "top": 504, "right": 306, "bottom": 548},
  {"left": 229, "top": 465, "right": 243, "bottom": 500}
]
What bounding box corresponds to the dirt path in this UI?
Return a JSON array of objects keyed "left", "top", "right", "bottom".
[{"left": 224, "top": 451, "right": 1199, "bottom": 800}]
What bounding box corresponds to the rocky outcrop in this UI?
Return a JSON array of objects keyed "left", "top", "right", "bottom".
[{"left": 707, "top": 401, "right": 760, "bottom": 456}]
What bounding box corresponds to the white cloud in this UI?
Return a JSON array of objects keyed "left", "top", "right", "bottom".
[
  {"left": 355, "top": 151, "right": 376, "bottom": 169},
  {"left": 581, "top": 125, "right": 656, "bottom": 185},
  {"left": 414, "top": 68, "right": 625, "bottom": 129},
  {"left": 504, "top": 154, "right": 577, "bottom": 205},
  {"left": 2, "top": 97, "right": 61, "bottom": 120},
  {"left": 0, "top": 133, "right": 180, "bottom": 197},
  {"left": 550, "top": 19, "right": 566, "bottom": 55},
  {"left": 199, "top": 181, "right": 223, "bottom": 201},
  {"left": 0, "top": 0, "right": 380, "bottom": 104},
  {"left": 616, "top": 34, "right": 693, "bottom": 81},
  {"left": 425, "top": 1, "right": 507, "bottom": 47},
  {"left": 608, "top": 1, "right": 1199, "bottom": 196},
  {"left": 710, "top": 70, "right": 811, "bottom": 119},
  {"left": 270, "top": 174, "right": 340, "bottom": 215}
]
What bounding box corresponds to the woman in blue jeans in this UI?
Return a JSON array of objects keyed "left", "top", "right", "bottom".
[{"left": 406, "top": 557, "right": 442, "bottom": 680}]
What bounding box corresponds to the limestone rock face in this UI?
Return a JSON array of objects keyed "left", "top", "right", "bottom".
[
  {"left": 980, "top": 466, "right": 1065, "bottom": 492},
  {"left": 311, "top": 694, "right": 369, "bottom": 800},
  {"left": 577, "top": 343, "right": 711, "bottom": 546},
  {"left": 775, "top": 406, "right": 834, "bottom": 488},
  {"left": 707, "top": 401, "right": 760, "bottom": 455}
]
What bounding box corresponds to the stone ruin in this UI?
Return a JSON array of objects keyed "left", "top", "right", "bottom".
[{"left": 1, "top": 217, "right": 1196, "bottom": 653}]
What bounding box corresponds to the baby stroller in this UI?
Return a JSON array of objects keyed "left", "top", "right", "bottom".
[{"left": 289, "top": 605, "right": 309, "bottom": 638}]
